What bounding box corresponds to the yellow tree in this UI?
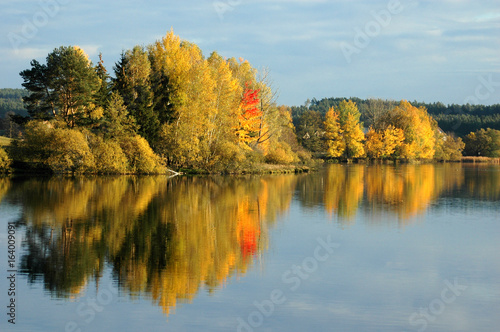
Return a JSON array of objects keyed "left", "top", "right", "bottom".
[
  {"left": 324, "top": 107, "right": 345, "bottom": 158},
  {"left": 152, "top": 31, "right": 218, "bottom": 168},
  {"left": 365, "top": 127, "right": 383, "bottom": 159},
  {"left": 343, "top": 112, "right": 365, "bottom": 158},
  {"left": 384, "top": 101, "right": 436, "bottom": 160},
  {"left": 205, "top": 52, "right": 243, "bottom": 168},
  {"left": 381, "top": 125, "right": 405, "bottom": 158},
  {"left": 324, "top": 100, "right": 365, "bottom": 159}
]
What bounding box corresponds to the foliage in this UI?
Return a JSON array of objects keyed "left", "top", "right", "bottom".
[
  {"left": 20, "top": 46, "right": 102, "bottom": 128},
  {"left": 265, "top": 141, "right": 296, "bottom": 164},
  {"left": 323, "top": 101, "right": 365, "bottom": 159},
  {"left": 378, "top": 101, "right": 436, "bottom": 160},
  {"left": 13, "top": 121, "right": 95, "bottom": 173},
  {"left": 324, "top": 107, "right": 344, "bottom": 158},
  {"left": 0, "top": 147, "right": 11, "bottom": 172},
  {"left": 236, "top": 85, "right": 262, "bottom": 144},
  {"left": 463, "top": 128, "right": 500, "bottom": 157},
  {"left": 294, "top": 110, "right": 325, "bottom": 152},
  {"left": 434, "top": 132, "right": 465, "bottom": 161},
  {"left": 365, "top": 125, "right": 405, "bottom": 159},
  {"left": 89, "top": 135, "right": 129, "bottom": 174},
  {"left": 119, "top": 135, "right": 165, "bottom": 174},
  {"left": 343, "top": 112, "right": 365, "bottom": 158},
  {"left": 14, "top": 31, "right": 294, "bottom": 173}
]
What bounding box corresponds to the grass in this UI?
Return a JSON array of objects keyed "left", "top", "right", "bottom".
[{"left": 0, "top": 136, "right": 12, "bottom": 147}]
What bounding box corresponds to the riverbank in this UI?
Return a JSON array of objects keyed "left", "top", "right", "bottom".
[
  {"left": 179, "top": 163, "right": 315, "bottom": 175},
  {"left": 461, "top": 156, "right": 500, "bottom": 164}
]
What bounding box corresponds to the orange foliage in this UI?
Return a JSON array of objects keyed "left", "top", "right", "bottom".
[{"left": 236, "top": 84, "right": 262, "bottom": 144}]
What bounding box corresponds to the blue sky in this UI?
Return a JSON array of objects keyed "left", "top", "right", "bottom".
[{"left": 1, "top": 0, "right": 499, "bottom": 106}]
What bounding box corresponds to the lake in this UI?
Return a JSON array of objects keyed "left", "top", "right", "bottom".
[{"left": 0, "top": 163, "right": 499, "bottom": 332}]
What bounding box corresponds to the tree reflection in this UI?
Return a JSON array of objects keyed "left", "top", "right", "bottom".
[
  {"left": 324, "top": 165, "right": 364, "bottom": 223},
  {"left": 1, "top": 164, "right": 497, "bottom": 316},
  {"left": 464, "top": 164, "right": 500, "bottom": 200},
  {"left": 0, "top": 176, "right": 10, "bottom": 204},
  {"left": 12, "top": 175, "right": 296, "bottom": 315},
  {"left": 365, "top": 164, "right": 464, "bottom": 221}
]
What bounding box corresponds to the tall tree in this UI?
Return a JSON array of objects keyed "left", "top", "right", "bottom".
[
  {"left": 380, "top": 101, "right": 436, "bottom": 159},
  {"left": 235, "top": 85, "right": 262, "bottom": 144},
  {"left": 113, "top": 46, "right": 159, "bottom": 146},
  {"left": 324, "top": 107, "right": 345, "bottom": 158},
  {"left": 323, "top": 100, "right": 365, "bottom": 158},
  {"left": 343, "top": 112, "right": 365, "bottom": 158},
  {"left": 95, "top": 53, "right": 111, "bottom": 109},
  {"left": 20, "top": 46, "right": 101, "bottom": 127}
]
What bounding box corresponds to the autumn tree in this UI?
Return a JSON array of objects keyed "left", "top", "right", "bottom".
[
  {"left": 365, "top": 125, "right": 405, "bottom": 159},
  {"left": 235, "top": 85, "right": 262, "bottom": 144},
  {"left": 324, "top": 107, "right": 345, "bottom": 157},
  {"left": 463, "top": 128, "right": 500, "bottom": 157},
  {"left": 0, "top": 147, "right": 11, "bottom": 173},
  {"left": 203, "top": 52, "right": 243, "bottom": 169},
  {"left": 323, "top": 100, "right": 365, "bottom": 159},
  {"left": 264, "top": 105, "right": 303, "bottom": 164},
  {"left": 379, "top": 101, "right": 436, "bottom": 160},
  {"left": 434, "top": 133, "right": 465, "bottom": 161},
  {"left": 153, "top": 32, "right": 218, "bottom": 168}
]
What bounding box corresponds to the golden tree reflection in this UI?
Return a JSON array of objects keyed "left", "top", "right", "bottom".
[
  {"left": 365, "top": 164, "right": 464, "bottom": 222},
  {"left": 3, "top": 164, "right": 496, "bottom": 316},
  {"left": 0, "top": 177, "right": 10, "bottom": 205},
  {"left": 324, "top": 165, "right": 364, "bottom": 223},
  {"left": 12, "top": 175, "right": 296, "bottom": 315}
]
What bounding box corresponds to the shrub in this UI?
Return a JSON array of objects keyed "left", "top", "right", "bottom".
[
  {"left": 296, "top": 149, "right": 313, "bottom": 165},
  {"left": 265, "top": 142, "right": 296, "bottom": 165},
  {"left": 0, "top": 147, "right": 11, "bottom": 173},
  {"left": 13, "top": 121, "right": 94, "bottom": 173},
  {"left": 119, "top": 135, "right": 165, "bottom": 174},
  {"left": 89, "top": 136, "right": 129, "bottom": 174}
]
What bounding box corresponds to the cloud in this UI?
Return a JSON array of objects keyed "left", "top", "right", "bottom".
[{"left": 0, "top": 0, "right": 499, "bottom": 105}]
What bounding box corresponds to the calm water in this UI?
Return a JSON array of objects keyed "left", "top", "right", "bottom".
[{"left": 0, "top": 164, "right": 499, "bottom": 332}]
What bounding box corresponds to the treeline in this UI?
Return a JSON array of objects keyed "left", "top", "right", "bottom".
[
  {"left": 293, "top": 97, "right": 500, "bottom": 159},
  {"left": 0, "top": 89, "right": 26, "bottom": 138},
  {"left": 318, "top": 99, "right": 465, "bottom": 161},
  {"left": 0, "top": 89, "right": 28, "bottom": 117},
  {"left": 291, "top": 97, "right": 500, "bottom": 138},
  {"left": 2, "top": 30, "right": 309, "bottom": 174}
]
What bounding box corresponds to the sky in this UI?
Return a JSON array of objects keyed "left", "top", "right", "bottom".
[{"left": 1, "top": 0, "right": 499, "bottom": 106}]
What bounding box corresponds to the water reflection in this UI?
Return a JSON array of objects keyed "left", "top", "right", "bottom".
[
  {"left": 8, "top": 175, "right": 297, "bottom": 314},
  {"left": 1, "top": 163, "right": 498, "bottom": 316}
]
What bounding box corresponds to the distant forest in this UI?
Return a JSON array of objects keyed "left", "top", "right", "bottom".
[
  {"left": 291, "top": 97, "right": 500, "bottom": 138},
  {"left": 0, "top": 88, "right": 28, "bottom": 117},
  {"left": 0, "top": 89, "right": 28, "bottom": 137}
]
